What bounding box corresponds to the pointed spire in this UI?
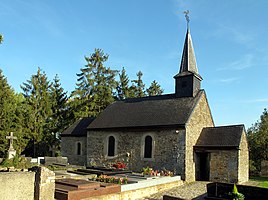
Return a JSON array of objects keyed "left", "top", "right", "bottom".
[{"left": 179, "top": 27, "right": 199, "bottom": 75}]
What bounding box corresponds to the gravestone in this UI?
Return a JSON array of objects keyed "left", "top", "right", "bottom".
[{"left": 6, "top": 132, "right": 17, "bottom": 159}]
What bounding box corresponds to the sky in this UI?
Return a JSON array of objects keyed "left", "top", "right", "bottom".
[{"left": 0, "top": 0, "right": 268, "bottom": 129}]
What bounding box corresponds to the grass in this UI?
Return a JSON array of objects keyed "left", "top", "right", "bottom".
[{"left": 249, "top": 177, "right": 268, "bottom": 188}]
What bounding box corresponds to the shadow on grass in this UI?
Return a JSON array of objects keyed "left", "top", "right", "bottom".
[{"left": 250, "top": 176, "right": 268, "bottom": 188}]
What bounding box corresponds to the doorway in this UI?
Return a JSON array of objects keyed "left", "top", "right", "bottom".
[{"left": 196, "top": 152, "right": 210, "bottom": 181}]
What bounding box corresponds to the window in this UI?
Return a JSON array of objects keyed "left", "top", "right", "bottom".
[
  {"left": 144, "top": 136, "right": 153, "bottom": 158},
  {"left": 76, "top": 142, "right": 82, "bottom": 155},
  {"left": 108, "top": 136, "right": 115, "bottom": 156},
  {"left": 141, "top": 134, "right": 155, "bottom": 160}
]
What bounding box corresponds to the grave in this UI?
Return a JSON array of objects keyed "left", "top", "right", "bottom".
[{"left": 55, "top": 178, "right": 121, "bottom": 200}]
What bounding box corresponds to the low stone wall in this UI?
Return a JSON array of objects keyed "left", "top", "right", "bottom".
[
  {"left": 0, "top": 167, "right": 55, "bottom": 200},
  {"left": 86, "top": 179, "right": 184, "bottom": 200},
  {"left": 0, "top": 171, "right": 35, "bottom": 200},
  {"left": 261, "top": 160, "right": 268, "bottom": 177}
]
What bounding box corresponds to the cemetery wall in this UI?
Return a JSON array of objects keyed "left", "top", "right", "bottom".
[
  {"left": 185, "top": 93, "right": 214, "bottom": 182},
  {"left": 61, "top": 136, "right": 87, "bottom": 166},
  {"left": 238, "top": 131, "right": 249, "bottom": 182},
  {"left": 87, "top": 129, "right": 186, "bottom": 175},
  {"left": 0, "top": 171, "right": 35, "bottom": 200},
  {"left": 0, "top": 167, "right": 55, "bottom": 200},
  {"left": 210, "top": 150, "right": 238, "bottom": 183}
]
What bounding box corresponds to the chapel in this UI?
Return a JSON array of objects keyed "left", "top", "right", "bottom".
[{"left": 61, "top": 25, "right": 249, "bottom": 183}]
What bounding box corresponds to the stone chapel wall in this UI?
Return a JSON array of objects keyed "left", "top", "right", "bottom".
[
  {"left": 238, "top": 131, "right": 249, "bottom": 183},
  {"left": 61, "top": 136, "right": 87, "bottom": 166},
  {"left": 185, "top": 92, "right": 214, "bottom": 182},
  {"left": 87, "top": 129, "right": 186, "bottom": 175},
  {"left": 210, "top": 150, "right": 238, "bottom": 183}
]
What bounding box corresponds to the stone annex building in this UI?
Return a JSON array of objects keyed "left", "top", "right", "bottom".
[{"left": 61, "top": 26, "right": 249, "bottom": 183}]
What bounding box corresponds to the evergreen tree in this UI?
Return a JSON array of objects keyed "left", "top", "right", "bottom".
[
  {"left": 116, "top": 67, "right": 131, "bottom": 100},
  {"left": 129, "top": 71, "right": 145, "bottom": 98},
  {"left": 247, "top": 108, "right": 268, "bottom": 171},
  {"left": 48, "top": 74, "right": 68, "bottom": 150},
  {"left": 20, "top": 68, "right": 52, "bottom": 156},
  {"left": 0, "top": 70, "right": 17, "bottom": 156},
  {"left": 146, "top": 80, "right": 164, "bottom": 96},
  {"left": 71, "top": 48, "right": 118, "bottom": 118}
]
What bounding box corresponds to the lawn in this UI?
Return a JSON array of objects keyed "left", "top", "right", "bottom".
[{"left": 249, "top": 177, "right": 268, "bottom": 188}]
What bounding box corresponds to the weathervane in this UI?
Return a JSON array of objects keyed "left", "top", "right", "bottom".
[{"left": 183, "top": 10, "right": 190, "bottom": 28}]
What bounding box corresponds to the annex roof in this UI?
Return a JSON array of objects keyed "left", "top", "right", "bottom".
[
  {"left": 61, "top": 117, "right": 95, "bottom": 137},
  {"left": 195, "top": 124, "right": 245, "bottom": 148},
  {"left": 88, "top": 90, "right": 205, "bottom": 130}
]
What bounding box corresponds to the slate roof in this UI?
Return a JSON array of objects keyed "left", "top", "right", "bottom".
[
  {"left": 61, "top": 117, "right": 95, "bottom": 137},
  {"left": 88, "top": 90, "right": 205, "bottom": 130},
  {"left": 195, "top": 125, "right": 245, "bottom": 148}
]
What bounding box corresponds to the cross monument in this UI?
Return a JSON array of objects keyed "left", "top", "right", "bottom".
[{"left": 6, "top": 132, "right": 17, "bottom": 159}]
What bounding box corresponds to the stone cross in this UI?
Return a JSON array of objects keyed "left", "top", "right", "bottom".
[{"left": 6, "top": 132, "right": 17, "bottom": 150}]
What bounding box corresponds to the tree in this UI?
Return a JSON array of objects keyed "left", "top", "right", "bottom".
[
  {"left": 71, "top": 48, "right": 118, "bottom": 118},
  {"left": 0, "top": 70, "right": 17, "bottom": 156},
  {"left": 48, "top": 74, "right": 69, "bottom": 151},
  {"left": 146, "top": 80, "right": 164, "bottom": 96},
  {"left": 247, "top": 108, "right": 268, "bottom": 172},
  {"left": 129, "top": 71, "right": 146, "bottom": 98},
  {"left": 20, "top": 68, "right": 52, "bottom": 156},
  {"left": 0, "top": 34, "right": 3, "bottom": 44},
  {"left": 116, "top": 67, "right": 131, "bottom": 100}
]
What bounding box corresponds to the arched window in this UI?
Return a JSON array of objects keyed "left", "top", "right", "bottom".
[
  {"left": 77, "top": 142, "right": 82, "bottom": 155},
  {"left": 108, "top": 136, "right": 115, "bottom": 157},
  {"left": 144, "top": 135, "right": 153, "bottom": 158}
]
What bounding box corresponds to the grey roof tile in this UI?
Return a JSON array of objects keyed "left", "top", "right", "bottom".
[
  {"left": 62, "top": 117, "right": 95, "bottom": 136},
  {"left": 88, "top": 90, "right": 204, "bottom": 130}
]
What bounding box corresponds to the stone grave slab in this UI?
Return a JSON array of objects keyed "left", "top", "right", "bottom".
[{"left": 55, "top": 178, "right": 121, "bottom": 200}]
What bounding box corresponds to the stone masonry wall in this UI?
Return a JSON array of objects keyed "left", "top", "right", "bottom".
[
  {"left": 185, "top": 92, "right": 214, "bottom": 182},
  {"left": 238, "top": 131, "right": 249, "bottom": 183},
  {"left": 210, "top": 150, "right": 238, "bottom": 183},
  {"left": 61, "top": 136, "right": 87, "bottom": 166},
  {"left": 87, "top": 129, "right": 186, "bottom": 175},
  {"left": 0, "top": 172, "right": 35, "bottom": 200}
]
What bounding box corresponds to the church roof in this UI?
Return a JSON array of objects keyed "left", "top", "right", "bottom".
[
  {"left": 195, "top": 125, "right": 245, "bottom": 148},
  {"left": 174, "top": 28, "right": 202, "bottom": 80},
  {"left": 61, "top": 117, "right": 95, "bottom": 137},
  {"left": 88, "top": 90, "right": 205, "bottom": 130}
]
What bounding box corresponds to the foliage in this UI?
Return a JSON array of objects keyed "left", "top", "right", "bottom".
[
  {"left": 0, "top": 34, "right": 3, "bottom": 44},
  {"left": 116, "top": 67, "right": 130, "bottom": 100},
  {"left": 229, "top": 184, "right": 244, "bottom": 200},
  {"left": 95, "top": 174, "right": 128, "bottom": 184},
  {"left": 247, "top": 108, "right": 268, "bottom": 171},
  {"left": 1, "top": 155, "right": 34, "bottom": 169},
  {"left": 146, "top": 80, "right": 164, "bottom": 96},
  {"left": 71, "top": 48, "right": 118, "bottom": 119},
  {"left": 129, "top": 71, "right": 145, "bottom": 98}
]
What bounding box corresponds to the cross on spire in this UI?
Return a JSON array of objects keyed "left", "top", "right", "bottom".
[
  {"left": 6, "top": 132, "right": 17, "bottom": 150},
  {"left": 183, "top": 10, "right": 190, "bottom": 29}
]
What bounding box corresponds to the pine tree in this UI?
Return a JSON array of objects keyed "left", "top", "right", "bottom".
[
  {"left": 129, "top": 71, "right": 146, "bottom": 98},
  {"left": 20, "top": 68, "right": 52, "bottom": 156},
  {"left": 116, "top": 67, "right": 131, "bottom": 100},
  {"left": 0, "top": 70, "right": 17, "bottom": 156},
  {"left": 71, "top": 49, "right": 118, "bottom": 118},
  {"left": 48, "top": 74, "right": 68, "bottom": 150},
  {"left": 146, "top": 80, "right": 164, "bottom": 96}
]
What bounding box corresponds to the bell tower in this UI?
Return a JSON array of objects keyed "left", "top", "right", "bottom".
[{"left": 174, "top": 12, "right": 202, "bottom": 98}]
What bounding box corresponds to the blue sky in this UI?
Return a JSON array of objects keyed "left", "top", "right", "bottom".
[{"left": 0, "top": 0, "right": 268, "bottom": 129}]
